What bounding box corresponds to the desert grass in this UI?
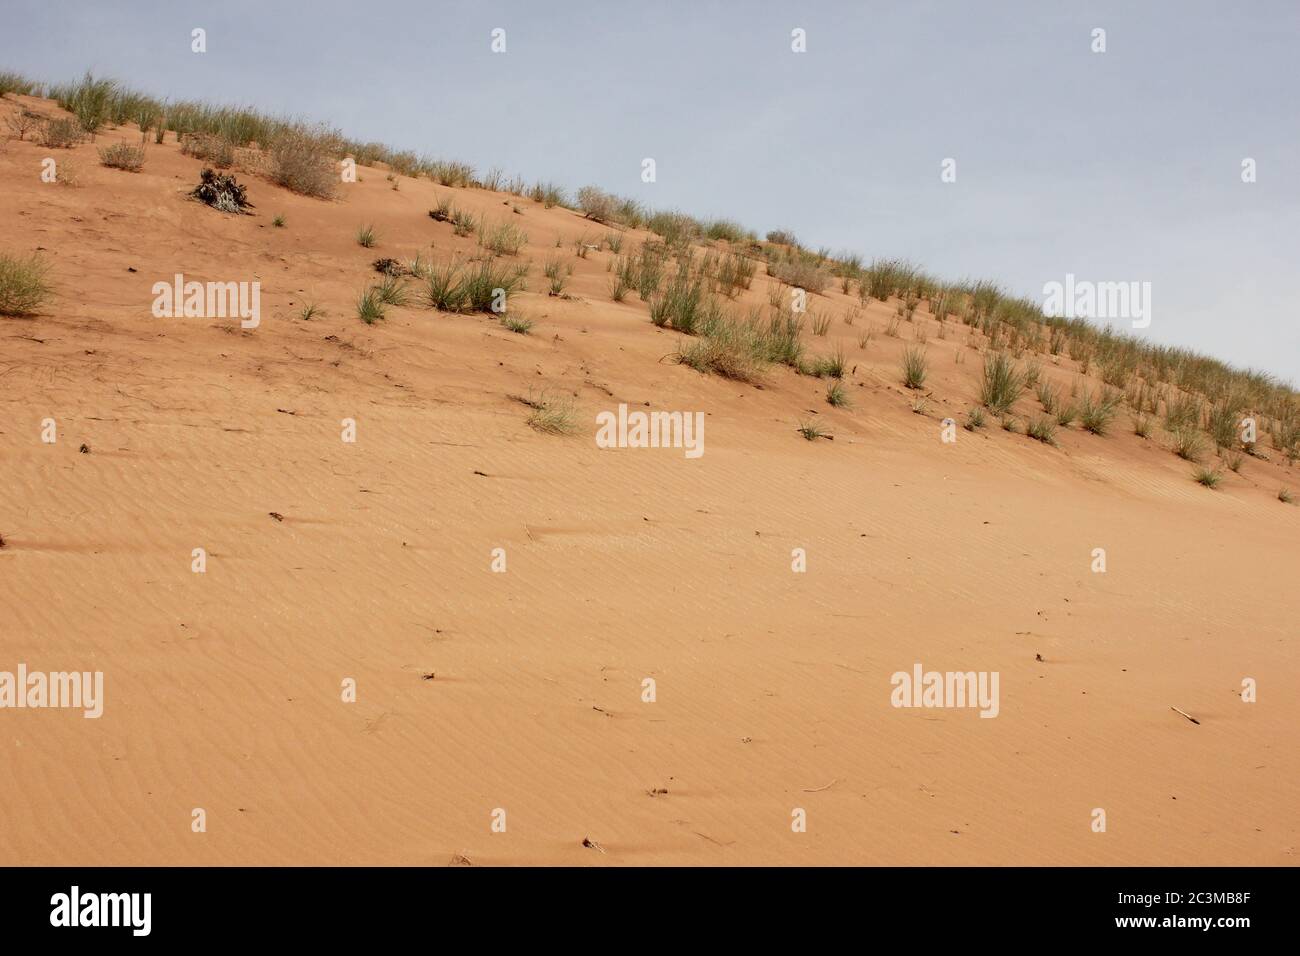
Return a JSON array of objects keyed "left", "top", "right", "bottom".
[
  {"left": 12, "top": 66, "right": 1295, "bottom": 430},
  {"left": 180, "top": 132, "right": 235, "bottom": 167},
  {"left": 0, "top": 254, "right": 52, "bottom": 316},
  {"left": 419, "top": 257, "right": 524, "bottom": 314},
  {"left": 1133, "top": 414, "right": 1153, "bottom": 438},
  {"left": 901, "top": 346, "right": 928, "bottom": 389},
  {"left": 272, "top": 215, "right": 285, "bottom": 227},
  {"left": 1224, "top": 451, "right": 1244, "bottom": 473},
  {"left": 478, "top": 220, "right": 527, "bottom": 256},
  {"left": 979, "top": 352, "right": 1025, "bottom": 414},
  {"left": 797, "top": 419, "right": 831, "bottom": 441},
  {"left": 964, "top": 407, "right": 986, "bottom": 430},
  {"left": 502, "top": 315, "right": 533, "bottom": 334},
  {"left": 650, "top": 264, "right": 718, "bottom": 334},
  {"left": 1193, "top": 467, "right": 1223, "bottom": 489},
  {"left": 810, "top": 312, "right": 831, "bottom": 336},
  {"left": 0, "top": 71, "right": 42, "bottom": 97},
  {"left": 543, "top": 256, "right": 570, "bottom": 295},
  {"left": 98, "top": 142, "right": 145, "bottom": 171},
  {"left": 826, "top": 380, "right": 850, "bottom": 408},
  {"left": 1279, "top": 487, "right": 1294, "bottom": 504},
  {"left": 356, "top": 287, "right": 385, "bottom": 324},
  {"left": 676, "top": 308, "right": 803, "bottom": 383},
  {"left": 1078, "top": 389, "right": 1121, "bottom": 435},
  {"left": 1172, "top": 425, "right": 1207, "bottom": 461},
  {"left": 356, "top": 224, "right": 378, "bottom": 248},
  {"left": 1027, "top": 417, "right": 1058, "bottom": 446},
  {"left": 526, "top": 394, "right": 576, "bottom": 434},
  {"left": 373, "top": 274, "right": 409, "bottom": 307},
  {"left": 298, "top": 303, "right": 319, "bottom": 321}
]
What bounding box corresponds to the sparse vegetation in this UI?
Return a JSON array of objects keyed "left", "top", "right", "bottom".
[
  {"left": 526, "top": 394, "right": 576, "bottom": 434},
  {"left": 1027, "top": 417, "right": 1058, "bottom": 446},
  {"left": 1078, "top": 389, "right": 1120, "bottom": 435},
  {"left": 180, "top": 132, "right": 234, "bottom": 167},
  {"left": 901, "top": 346, "right": 928, "bottom": 389},
  {"left": 1193, "top": 467, "right": 1223, "bottom": 489},
  {"left": 826, "top": 380, "right": 850, "bottom": 407},
  {"left": 964, "top": 407, "right": 986, "bottom": 430},
  {"left": 797, "top": 419, "right": 831, "bottom": 441},
  {"left": 0, "top": 253, "right": 52, "bottom": 316},
  {"left": 419, "top": 256, "right": 524, "bottom": 314},
  {"left": 1172, "top": 425, "right": 1207, "bottom": 461},
  {"left": 38, "top": 117, "right": 83, "bottom": 148},
  {"left": 979, "top": 352, "right": 1025, "bottom": 415},
  {"left": 502, "top": 315, "right": 534, "bottom": 334},
  {"left": 97, "top": 142, "right": 145, "bottom": 171},
  {"left": 356, "top": 224, "right": 378, "bottom": 248},
  {"left": 266, "top": 125, "right": 338, "bottom": 199},
  {"left": 356, "top": 287, "right": 385, "bottom": 324},
  {"left": 478, "top": 220, "right": 527, "bottom": 256}
]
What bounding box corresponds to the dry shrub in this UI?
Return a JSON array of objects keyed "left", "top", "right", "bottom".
[
  {"left": 267, "top": 126, "right": 338, "bottom": 199},
  {"left": 98, "top": 142, "right": 145, "bottom": 171},
  {"left": 180, "top": 132, "right": 235, "bottom": 167}
]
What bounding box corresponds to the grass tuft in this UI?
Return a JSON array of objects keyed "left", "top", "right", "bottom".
[{"left": 0, "top": 254, "right": 53, "bottom": 316}]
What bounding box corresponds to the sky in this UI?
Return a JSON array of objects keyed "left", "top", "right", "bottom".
[{"left": 5, "top": 0, "right": 1297, "bottom": 384}]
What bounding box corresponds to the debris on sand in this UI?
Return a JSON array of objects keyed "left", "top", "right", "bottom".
[
  {"left": 191, "top": 168, "right": 253, "bottom": 214},
  {"left": 581, "top": 836, "right": 606, "bottom": 854},
  {"left": 1171, "top": 706, "right": 1201, "bottom": 725}
]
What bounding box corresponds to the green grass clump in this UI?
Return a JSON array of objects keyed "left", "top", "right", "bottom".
[
  {"left": 502, "top": 315, "right": 533, "bottom": 334},
  {"left": 797, "top": 419, "right": 831, "bottom": 441},
  {"left": 357, "top": 287, "right": 385, "bottom": 324},
  {"left": 901, "top": 345, "right": 928, "bottom": 389},
  {"left": 420, "top": 257, "right": 523, "bottom": 314},
  {"left": 964, "top": 407, "right": 986, "bottom": 430},
  {"left": 478, "top": 220, "right": 528, "bottom": 256},
  {"left": 979, "top": 352, "right": 1024, "bottom": 414},
  {"left": 649, "top": 265, "right": 716, "bottom": 334},
  {"left": 0, "top": 254, "right": 52, "bottom": 316},
  {"left": 826, "top": 380, "right": 850, "bottom": 407},
  {"left": 1172, "top": 425, "right": 1207, "bottom": 461},
  {"left": 1027, "top": 417, "right": 1058, "bottom": 446},
  {"left": 1193, "top": 467, "right": 1222, "bottom": 489},
  {"left": 1078, "top": 389, "right": 1121, "bottom": 435},
  {"left": 356, "top": 224, "right": 378, "bottom": 248}
]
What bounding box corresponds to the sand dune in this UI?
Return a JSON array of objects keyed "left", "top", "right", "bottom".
[{"left": 1, "top": 94, "right": 1297, "bottom": 866}]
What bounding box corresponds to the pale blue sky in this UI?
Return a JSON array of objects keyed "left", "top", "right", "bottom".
[{"left": 5, "top": 0, "right": 1297, "bottom": 383}]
